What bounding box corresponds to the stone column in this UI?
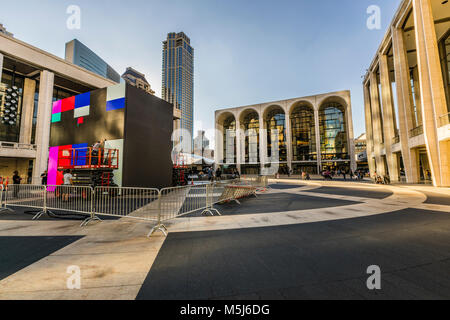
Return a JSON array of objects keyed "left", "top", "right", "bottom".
[
  {"left": 259, "top": 113, "right": 267, "bottom": 173},
  {"left": 369, "top": 71, "right": 387, "bottom": 176},
  {"left": 364, "top": 84, "right": 376, "bottom": 174},
  {"left": 236, "top": 116, "right": 242, "bottom": 173},
  {"left": 379, "top": 54, "right": 400, "bottom": 182},
  {"left": 314, "top": 106, "right": 322, "bottom": 174},
  {"left": 33, "top": 70, "right": 54, "bottom": 184},
  {"left": 345, "top": 97, "right": 357, "bottom": 173},
  {"left": 413, "top": 0, "right": 449, "bottom": 187},
  {"left": 285, "top": 110, "right": 293, "bottom": 172},
  {"left": 392, "top": 26, "right": 420, "bottom": 183},
  {"left": 19, "top": 78, "right": 37, "bottom": 145},
  {"left": 0, "top": 53, "right": 3, "bottom": 83},
  {"left": 214, "top": 118, "right": 223, "bottom": 168}
]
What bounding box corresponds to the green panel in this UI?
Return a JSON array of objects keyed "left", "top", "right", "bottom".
[{"left": 51, "top": 113, "right": 61, "bottom": 123}]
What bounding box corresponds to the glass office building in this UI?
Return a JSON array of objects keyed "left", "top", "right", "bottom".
[
  {"left": 162, "top": 32, "right": 194, "bottom": 152},
  {"left": 65, "top": 39, "right": 120, "bottom": 83}
]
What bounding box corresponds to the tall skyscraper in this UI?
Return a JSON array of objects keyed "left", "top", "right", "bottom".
[{"left": 162, "top": 32, "right": 194, "bottom": 153}]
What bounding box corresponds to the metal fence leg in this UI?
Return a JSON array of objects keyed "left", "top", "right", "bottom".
[
  {"left": 81, "top": 187, "right": 102, "bottom": 227},
  {"left": 0, "top": 187, "right": 13, "bottom": 213},
  {"left": 32, "top": 186, "right": 47, "bottom": 220},
  {"left": 201, "top": 184, "right": 221, "bottom": 216},
  {"left": 148, "top": 192, "right": 168, "bottom": 238}
]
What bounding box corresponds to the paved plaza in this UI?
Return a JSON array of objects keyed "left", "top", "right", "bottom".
[{"left": 0, "top": 179, "right": 449, "bottom": 300}]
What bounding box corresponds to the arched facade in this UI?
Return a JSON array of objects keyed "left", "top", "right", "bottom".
[
  {"left": 240, "top": 109, "right": 260, "bottom": 164},
  {"left": 290, "top": 102, "right": 316, "bottom": 162},
  {"left": 216, "top": 112, "right": 237, "bottom": 165},
  {"left": 264, "top": 106, "right": 287, "bottom": 163},
  {"left": 215, "top": 91, "right": 356, "bottom": 175},
  {"left": 319, "top": 98, "right": 349, "bottom": 162}
]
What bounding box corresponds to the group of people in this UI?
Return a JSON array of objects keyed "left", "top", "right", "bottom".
[
  {"left": 321, "top": 169, "right": 367, "bottom": 181},
  {"left": 188, "top": 167, "right": 241, "bottom": 182}
]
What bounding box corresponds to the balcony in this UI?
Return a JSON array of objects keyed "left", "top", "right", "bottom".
[
  {"left": 439, "top": 113, "right": 450, "bottom": 127},
  {"left": 0, "top": 141, "right": 37, "bottom": 158},
  {"left": 409, "top": 125, "right": 423, "bottom": 138},
  {"left": 393, "top": 135, "right": 400, "bottom": 145}
]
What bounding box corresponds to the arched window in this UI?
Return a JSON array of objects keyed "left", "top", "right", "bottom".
[
  {"left": 319, "top": 102, "right": 348, "bottom": 161},
  {"left": 242, "top": 111, "right": 259, "bottom": 164},
  {"left": 222, "top": 115, "right": 236, "bottom": 164},
  {"left": 265, "top": 107, "right": 287, "bottom": 162},
  {"left": 291, "top": 105, "right": 316, "bottom": 161}
]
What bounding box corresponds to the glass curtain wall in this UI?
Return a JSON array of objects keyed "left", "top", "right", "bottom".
[
  {"left": 0, "top": 70, "right": 25, "bottom": 142},
  {"left": 439, "top": 30, "right": 450, "bottom": 114},
  {"left": 266, "top": 108, "right": 287, "bottom": 162},
  {"left": 242, "top": 111, "right": 259, "bottom": 164},
  {"left": 291, "top": 105, "right": 316, "bottom": 161},
  {"left": 222, "top": 116, "right": 236, "bottom": 164},
  {"left": 319, "top": 103, "right": 348, "bottom": 161}
]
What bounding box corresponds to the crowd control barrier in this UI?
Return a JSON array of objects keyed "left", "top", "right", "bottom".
[{"left": 1, "top": 180, "right": 268, "bottom": 237}]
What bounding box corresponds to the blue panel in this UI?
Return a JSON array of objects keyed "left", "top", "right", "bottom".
[
  {"left": 75, "top": 92, "right": 90, "bottom": 109},
  {"left": 106, "top": 98, "right": 125, "bottom": 111},
  {"left": 72, "top": 143, "right": 89, "bottom": 166}
]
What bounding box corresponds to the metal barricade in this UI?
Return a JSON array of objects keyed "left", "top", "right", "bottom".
[
  {"left": 0, "top": 184, "right": 10, "bottom": 213},
  {"left": 93, "top": 186, "right": 160, "bottom": 222},
  {"left": 45, "top": 185, "right": 95, "bottom": 224},
  {"left": 3, "top": 185, "right": 46, "bottom": 218}
]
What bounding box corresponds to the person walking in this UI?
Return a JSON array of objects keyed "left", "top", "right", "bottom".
[
  {"left": 41, "top": 171, "right": 48, "bottom": 185},
  {"left": 62, "top": 170, "right": 73, "bottom": 202},
  {"left": 12, "top": 171, "right": 22, "bottom": 198},
  {"left": 215, "top": 167, "right": 222, "bottom": 181}
]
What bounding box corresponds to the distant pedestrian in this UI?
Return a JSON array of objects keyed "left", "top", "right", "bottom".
[
  {"left": 215, "top": 167, "right": 222, "bottom": 181},
  {"left": 12, "top": 171, "right": 22, "bottom": 198},
  {"left": 41, "top": 171, "right": 48, "bottom": 185}
]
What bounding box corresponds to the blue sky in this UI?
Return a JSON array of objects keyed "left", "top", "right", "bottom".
[{"left": 1, "top": 0, "right": 401, "bottom": 143}]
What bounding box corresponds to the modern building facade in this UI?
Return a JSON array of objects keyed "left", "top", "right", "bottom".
[
  {"left": 121, "top": 67, "right": 155, "bottom": 95},
  {"left": 0, "top": 33, "right": 116, "bottom": 183},
  {"left": 65, "top": 39, "right": 121, "bottom": 83},
  {"left": 162, "top": 32, "right": 194, "bottom": 152},
  {"left": 215, "top": 91, "right": 356, "bottom": 175},
  {"left": 363, "top": 0, "right": 450, "bottom": 187}
]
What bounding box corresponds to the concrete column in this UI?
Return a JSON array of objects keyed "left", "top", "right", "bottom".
[
  {"left": 392, "top": 26, "right": 420, "bottom": 183},
  {"left": 369, "top": 71, "right": 387, "bottom": 176},
  {"left": 19, "top": 78, "right": 36, "bottom": 145},
  {"left": 236, "top": 117, "right": 242, "bottom": 173},
  {"left": 33, "top": 70, "right": 54, "bottom": 184},
  {"left": 364, "top": 84, "right": 376, "bottom": 174},
  {"left": 259, "top": 114, "right": 267, "bottom": 173},
  {"left": 214, "top": 119, "right": 223, "bottom": 168},
  {"left": 413, "top": 0, "right": 450, "bottom": 187},
  {"left": 285, "top": 111, "right": 293, "bottom": 171},
  {"left": 0, "top": 53, "right": 3, "bottom": 83},
  {"left": 314, "top": 106, "right": 322, "bottom": 173},
  {"left": 379, "top": 54, "right": 400, "bottom": 182},
  {"left": 345, "top": 97, "right": 357, "bottom": 173}
]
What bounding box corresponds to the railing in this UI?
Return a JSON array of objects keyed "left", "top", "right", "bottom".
[
  {"left": 57, "top": 147, "right": 119, "bottom": 170},
  {"left": 439, "top": 112, "right": 450, "bottom": 127},
  {"left": 0, "top": 141, "right": 37, "bottom": 150},
  {"left": 409, "top": 125, "right": 423, "bottom": 138},
  {"left": 0, "top": 180, "right": 264, "bottom": 237}
]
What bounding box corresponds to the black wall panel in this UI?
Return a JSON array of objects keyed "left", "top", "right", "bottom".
[{"left": 122, "top": 84, "right": 173, "bottom": 189}]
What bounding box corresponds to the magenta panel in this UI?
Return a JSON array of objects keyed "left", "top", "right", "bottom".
[
  {"left": 47, "top": 146, "right": 59, "bottom": 187},
  {"left": 52, "top": 100, "right": 62, "bottom": 115}
]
